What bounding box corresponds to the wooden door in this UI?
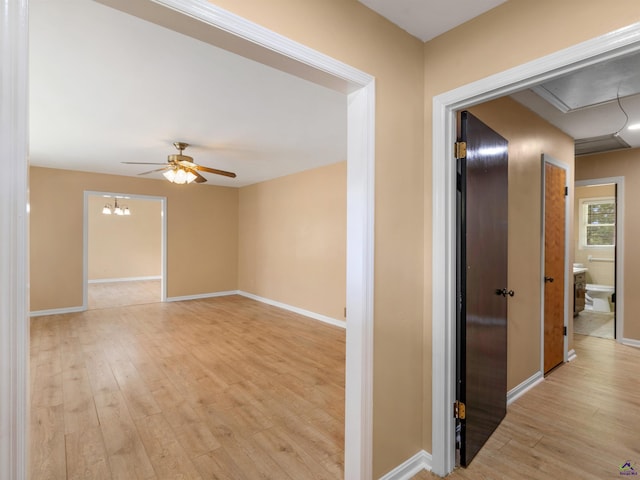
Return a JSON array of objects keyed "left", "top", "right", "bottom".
[
  {"left": 457, "top": 111, "right": 509, "bottom": 467},
  {"left": 543, "top": 161, "right": 566, "bottom": 373}
]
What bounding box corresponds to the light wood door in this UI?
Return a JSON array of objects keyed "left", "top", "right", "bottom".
[{"left": 543, "top": 161, "right": 566, "bottom": 373}]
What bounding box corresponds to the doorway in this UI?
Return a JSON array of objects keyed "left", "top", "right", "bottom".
[
  {"left": 84, "top": 192, "right": 166, "bottom": 310},
  {"left": 542, "top": 157, "right": 569, "bottom": 374},
  {"left": 574, "top": 177, "right": 625, "bottom": 343},
  {"left": 2, "top": 1, "right": 375, "bottom": 479},
  {"left": 432, "top": 26, "right": 640, "bottom": 477}
]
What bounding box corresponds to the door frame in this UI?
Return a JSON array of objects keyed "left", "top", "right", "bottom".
[
  {"left": 575, "top": 176, "right": 625, "bottom": 344},
  {"left": 83, "top": 191, "right": 168, "bottom": 308},
  {"left": 432, "top": 23, "right": 640, "bottom": 476},
  {"left": 1, "top": 1, "right": 375, "bottom": 478},
  {"left": 540, "top": 155, "right": 571, "bottom": 372}
]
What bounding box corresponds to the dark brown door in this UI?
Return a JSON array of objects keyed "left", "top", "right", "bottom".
[
  {"left": 457, "top": 111, "right": 509, "bottom": 467},
  {"left": 543, "top": 160, "right": 566, "bottom": 373}
]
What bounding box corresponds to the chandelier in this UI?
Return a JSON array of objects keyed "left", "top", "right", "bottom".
[{"left": 102, "top": 197, "right": 131, "bottom": 216}]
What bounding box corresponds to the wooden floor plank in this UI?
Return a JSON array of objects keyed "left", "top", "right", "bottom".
[
  {"left": 65, "top": 425, "right": 111, "bottom": 480},
  {"left": 30, "top": 291, "right": 345, "bottom": 479},
  {"left": 413, "top": 335, "right": 640, "bottom": 479}
]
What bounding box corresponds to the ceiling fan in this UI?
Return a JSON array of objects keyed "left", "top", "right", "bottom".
[{"left": 122, "top": 142, "right": 236, "bottom": 184}]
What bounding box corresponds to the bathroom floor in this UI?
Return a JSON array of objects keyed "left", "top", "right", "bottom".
[{"left": 574, "top": 310, "right": 614, "bottom": 339}]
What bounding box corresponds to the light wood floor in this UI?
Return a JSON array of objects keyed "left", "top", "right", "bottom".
[
  {"left": 88, "top": 280, "right": 161, "bottom": 310},
  {"left": 413, "top": 334, "right": 640, "bottom": 479},
  {"left": 31, "top": 291, "right": 640, "bottom": 480},
  {"left": 30, "top": 295, "right": 345, "bottom": 479}
]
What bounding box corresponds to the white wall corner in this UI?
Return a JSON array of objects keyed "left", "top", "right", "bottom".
[
  {"left": 507, "top": 371, "right": 544, "bottom": 406},
  {"left": 379, "top": 450, "right": 432, "bottom": 480}
]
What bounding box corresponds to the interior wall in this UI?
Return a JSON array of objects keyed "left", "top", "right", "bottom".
[
  {"left": 88, "top": 195, "right": 161, "bottom": 281},
  {"left": 574, "top": 184, "right": 616, "bottom": 286},
  {"left": 576, "top": 148, "right": 640, "bottom": 339},
  {"left": 468, "top": 97, "right": 575, "bottom": 391},
  {"left": 204, "top": 1, "right": 426, "bottom": 475},
  {"left": 30, "top": 166, "right": 238, "bottom": 311},
  {"left": 424, "top": 0, "right": 640, "bottom": 456},
  {"left": 238, "top": 162, "right": 346, "bottom": 321}
]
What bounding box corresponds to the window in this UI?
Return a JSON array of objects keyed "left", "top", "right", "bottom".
[{"left": 579, "top": 197, "right": 615, "bottom": 248}]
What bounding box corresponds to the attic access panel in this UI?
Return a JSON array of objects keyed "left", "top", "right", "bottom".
[{"left": 532, "top": 50, "right": 640, "bottom": 112}]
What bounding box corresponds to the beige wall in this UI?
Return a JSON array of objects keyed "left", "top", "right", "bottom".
[
  {"left": 204, "top": 1, "right": 426, "bottom": 474},
  {"left": 29, "top": 0, "right": 640, "bottom": 475},
  {"left": 574, "top": 184, "right": 616, "bottom": 286},
  {"left": 30, "top": 167, "right": 239, "bottom": 311},
  {"left": 469, "top": 97, "right": 575, "bottom": 391},
  {"left": 238, "top": 162, "right": 346, "bottom": 321},
  {"left": 88, "top": 195, "right": 162, "bottom": 280},
  {"left": 576, "top": 149, "right": 640, "bottom": 339},
  {"left": 206, "top": 0, "right": 640, "bottom": 474},
  {"left": 423, "top": 0, "right": 640, "bottom": 458}
]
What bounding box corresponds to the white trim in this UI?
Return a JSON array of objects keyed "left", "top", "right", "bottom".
[
  {"left": 567, "top": 349, "right": 577, "bottom": 362},
  {"left": 507, "top": 371, "right": 544, "bottom": 406},
  {"left": 541, "top": 155, "right": 571, "bottom": 366},
  {"left": 432, "top": 22, "right": 640, "bottom": 477},
  {"left": 379, "top": 450, "right": 432, "bottom": 480},
  {"left": 237, "top": 291, "right": 346, "bottom": 329},
  {"left": 88, "top": 275, "right": 162, "bottom": 284},
  {"left": 0, "top": 3, "right": 29, "bottom": 479},
  {"left": 166, "top": 290, "right": 239, "bottom": 302},
  {"left": 84, "top": 191, "right": 168, "bottom": 309},
  {"left": 29, "top": 306, "right": 86, "bottom": 318},
  {"left": 621, "top": 338, "right": 640, "bottom": 348},
  {"left": 575, "top": 177, "right": 624, "bottom": 343}
]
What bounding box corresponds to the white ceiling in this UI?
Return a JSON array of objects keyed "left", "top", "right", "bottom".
[
  {"left": 29, "top": 0, "right": 347, "bottom": 187},
  {"left": 358, "top": 0, "right": 507, "bottom": 42},
  {"left": 363, "top": 0, "right": 640, "bottom": 156},
  {"left": 31, "top": 0, "right": 640, "bottom": 185}
]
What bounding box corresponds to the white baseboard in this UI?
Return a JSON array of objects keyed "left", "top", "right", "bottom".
[
  {"left": 507, "top": 371, "right": 544, "bottom": 406},
  {"left": 30, "top": 305, "right": 86, "bottom": 317},
  {"left": 621, "top": 338, "right": 640, "bottom": 348},
  {"left": 379, "top": 450, "right": 432, "bottom": 480},
  {"left": 237, "top": 291, "right": 346, "bottom": 329},
  {"left": 166, "top": 290, "right": 239, "bottom": 302},
  {"left": 567, "top": 349, "right": 577, "bottom": 362},
  {"left": 88, "top": 275, "right": 161, "bottom": 284}
]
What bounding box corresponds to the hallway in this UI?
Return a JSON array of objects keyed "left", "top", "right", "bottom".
[{"left": 417, "top": 335, "right": 640, "bottom": 479}]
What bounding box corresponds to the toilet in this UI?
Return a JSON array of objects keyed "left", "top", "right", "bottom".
[{"left": 585, "top": 284, "right": 615, "bottom": 312}]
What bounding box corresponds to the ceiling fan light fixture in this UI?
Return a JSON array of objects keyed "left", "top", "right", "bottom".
[
  {"left": 163, "top": 169, "right": 177, "bottom": 182},
  {"left": 163, "top": 166, "right": 197, "bottom": 184}
]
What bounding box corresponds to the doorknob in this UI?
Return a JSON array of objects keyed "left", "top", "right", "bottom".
[
  {"left": 496, "top": 288, "right": 515, "bottom": 297},
  {"left": 544, "top": 276, "right": 554, "bottom": 283}
]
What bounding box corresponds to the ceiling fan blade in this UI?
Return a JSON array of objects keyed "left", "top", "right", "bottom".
[
  {"left": 195, "top": 165, "right": 237, "bottom": 178},
  {"left": 138, "top": 166, "right": 170, "bottom": 176},
  {"left": 121, "top": 161, "right": 169, "bottom": 165},
  {"left": 184, "top": 167, "right": 207, "bottom": 183}
]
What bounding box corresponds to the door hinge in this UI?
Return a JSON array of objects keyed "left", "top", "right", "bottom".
[
  {"left": 454, "top": 142, "right": 467, "bottom": 159},
  {"left": 454, "top": 400, "right": 466, "bottom": 419},
  {"left": 564, "top": 186, "right": 568, "bottom": 196},
  {"left": 563, "top": 326, "right": 567, "bottom": 336}
]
